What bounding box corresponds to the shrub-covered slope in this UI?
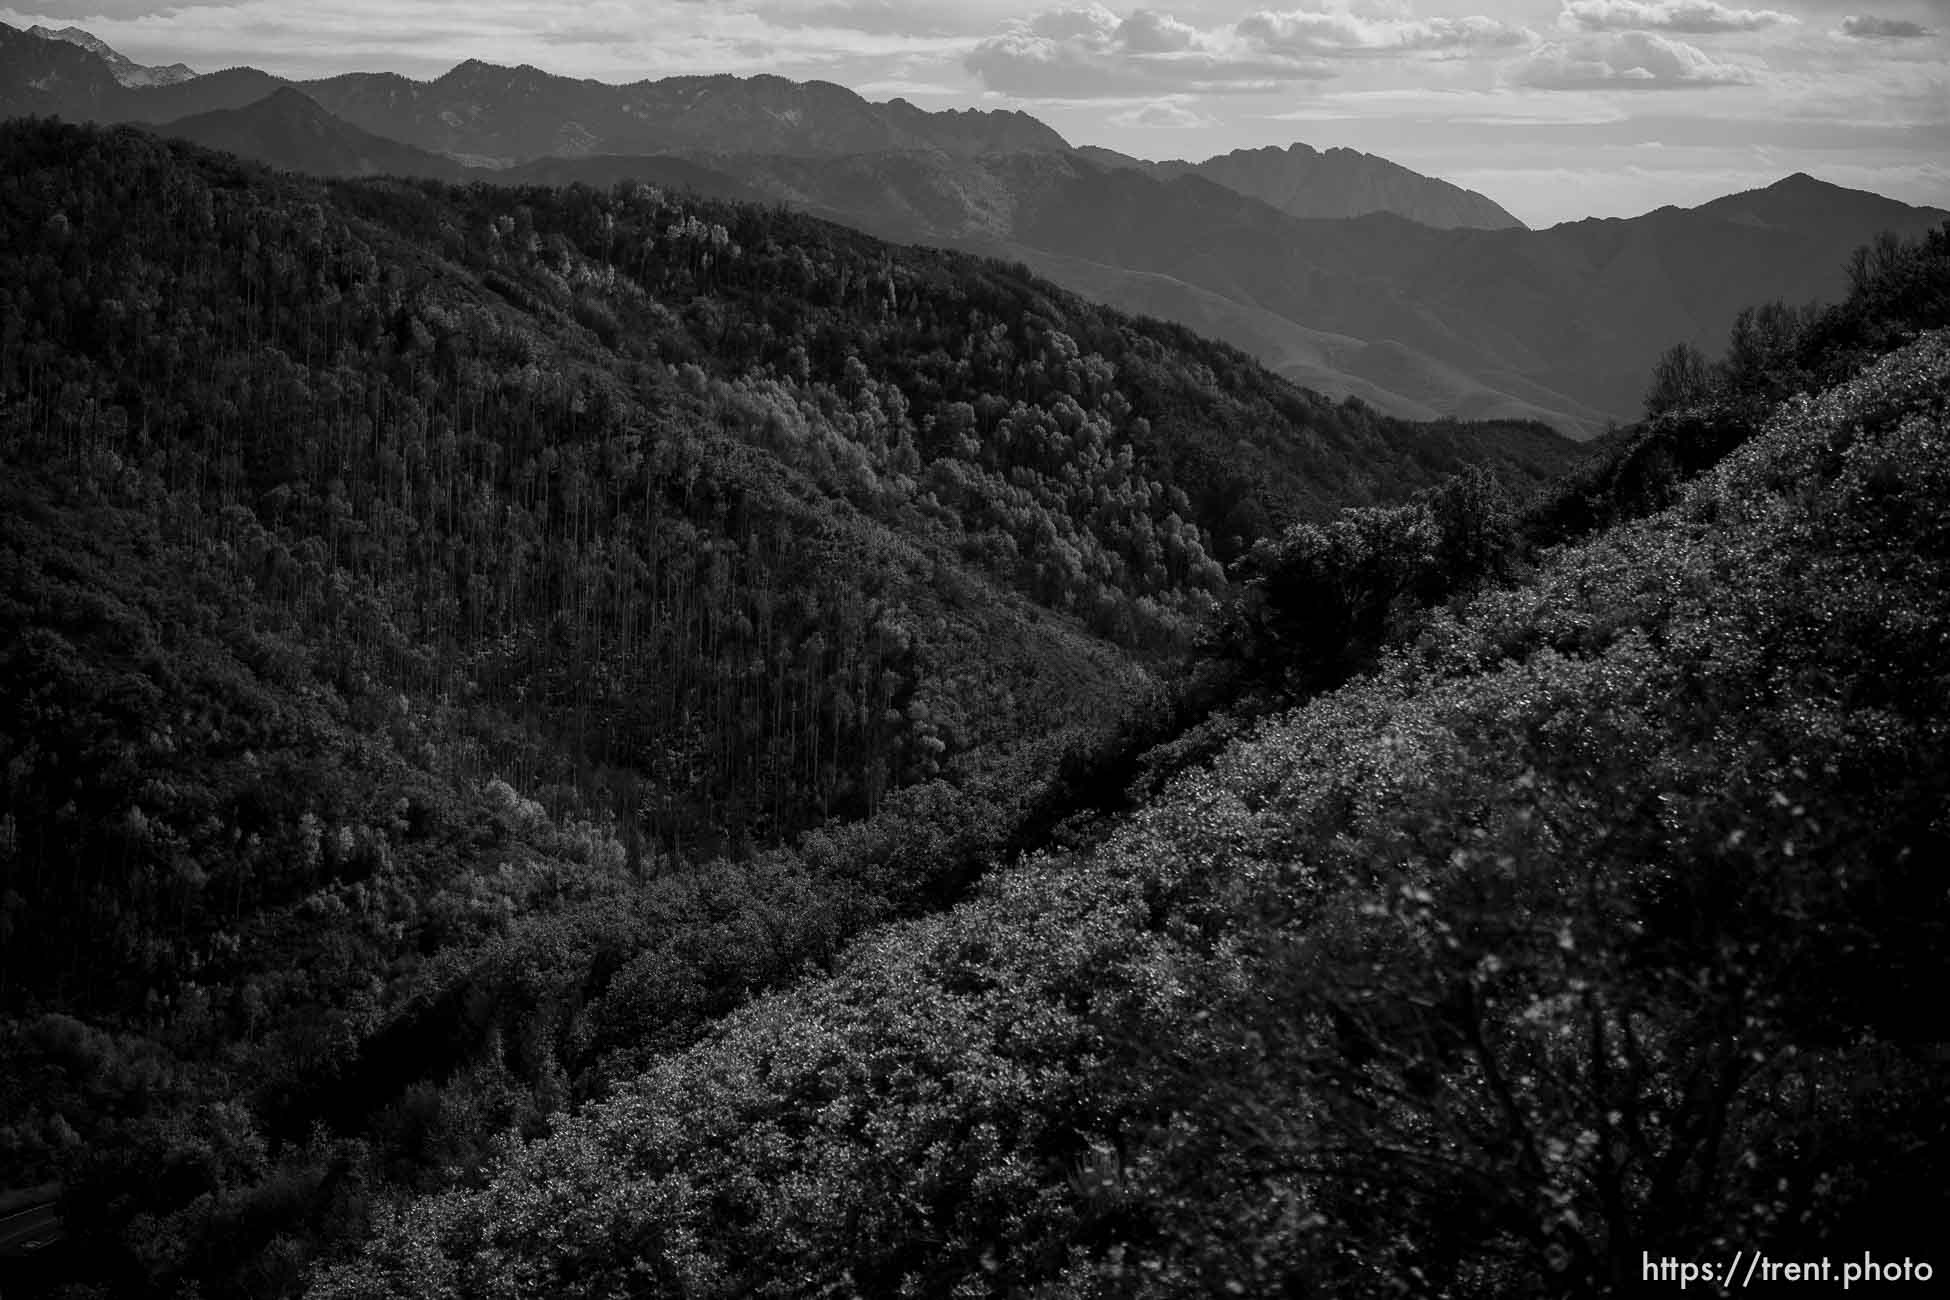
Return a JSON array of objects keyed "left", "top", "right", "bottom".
[
  {"left": 319, "top": 328, "right": 1950, "bottom": 1296},
  {"left": 0, "top": 117, "right": 1576, "bottom": 1298}
]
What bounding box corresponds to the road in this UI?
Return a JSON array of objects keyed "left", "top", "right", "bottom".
[{"left": 0, "top": 1196, "right": 63, "bottom": 1256}]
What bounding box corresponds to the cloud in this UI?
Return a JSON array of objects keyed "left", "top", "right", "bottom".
[
  {"left": 850, "top": 76, "right": 971, "bottom": 96},
  {"left": 1108, "top": 94, "right": 1217, "bottom": 125},
  {"left": 1, "top": 0, "right": 982, "bottom": 80},
  {"left": 964, "top": 4, "right": 1332, "bottom": 97},
  {"left": 1839, "top": 14, "right": 1933, "bottom": 36},
  {"left": 1558, "top": 0, "right": 1797, "bottom": 33},
  {"left": 1117, "top": 7, "right": 1201, "bottom": 52},
  {"left": 1270, "top": 86, "right": 1631, "bottom": 123},
  {"left": 964, "top": 4, "right": 1533, "bottom": 98},
  {"left": 749, "top": 1, "right": 976, "bottom": 38},
  {"left": 1512, "top": 30, "right": 1760, "bottom": 87},
  {"left": 1236, "top": 7, "right": 1534, "bottom": 56},
  {"left": 5, "top": 0, "right": 232, "bottom": 17}
]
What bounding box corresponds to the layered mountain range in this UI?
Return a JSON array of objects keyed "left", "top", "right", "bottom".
[
  {"left": 6, "top": 20, "right": 1945, "bottom": 437},
  {"left": 6, "top": 15, "right": 1950, "bottom": 1297},
  {"left": 1078, "top": 141, "right": 1523, "bottom": 230},
  {"left": 0, "top": 23, "right": 1064, "bottom": 159},
  {"left": 7, "top": 100, "right": 1949, "bottom": 1300},
  {"left": 472, "top": 144, "right": 1950, "bottom": 435}
]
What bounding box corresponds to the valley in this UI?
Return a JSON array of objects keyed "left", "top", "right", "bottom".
[{"left": 3, "top": 15, "right": 1948, "bottom": 1299}]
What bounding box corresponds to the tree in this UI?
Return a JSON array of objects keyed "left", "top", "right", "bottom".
[
  {"left": 1718, "top": 301, "right": 1816, "bottom": 403},
  {"left": 1643, "top": 341, "right": 1711, "bottom": 418}
]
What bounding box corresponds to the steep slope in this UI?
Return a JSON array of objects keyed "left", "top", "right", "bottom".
[
  {"left": 992, "top": 174, "right": 1947, "bottom": 433},
  {"left": 490, "top": 148, "right": 1583, "bottom": 499},
  {"left": 0, "top": 19, "right": 122, "bottom": 119},
  {"left": 492, "top": 151, "right": 1523, "bottom": 424},
  {"left": 1695, "top": 169, "right": 1939, "bottom": 241},
  {"left": 26, "top": 23, "right": 197, "bottom": 86},
  {"left": 501, "top": 151, "right": 765, "bottom": 203},
  {"left": 1084, "top": 140, "right": 1525, "bottom": 231},
  {"left": 534, "top": 149, "right": 1941, "bottom": 436},
  {"left": 0, "top": 117, "right": 1577, "bottom": 1298},
  {"left": 160, "top": 88, "right": 472, "bottom": 180},
  {"left": 316, "top": 315, "right": 1950, "bottom": 1300},
  {"left": 16, "top": 25, "right": 1929, "bottom": 438},
  {"left": 0, "top": 23, "right": 282, "bottom": 121}
]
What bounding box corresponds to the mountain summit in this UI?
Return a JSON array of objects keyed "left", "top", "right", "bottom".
[
  {"left": 1081, "top": 140, "right": 1525, "bottom": 231},
  {"left": 1693, "top": 171, "right": 1933, "bottom": 235},
  {"left": 27, "top": 23, "right": 197, "bottom": 87},
  {"left": 160, "top": 87, "right": 472, "bottom": 180}
]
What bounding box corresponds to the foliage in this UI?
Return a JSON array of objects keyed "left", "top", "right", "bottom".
[
  {"left": 316, "top": 337, "right": 1950, "bottom": 1294},
  {"left": 12, "top": 120, "right": 1941, "bottom": 1300},
  {"left": 1553, "top": 221, "right": 1950, "bottom": 553},
  {"left": 0, "top": 117, "right": 1570, "bottom": 1297},
  {"left": 1641, "top": 341, "right": 1710, "bottom": 419},
  {"left": 1212, "top": 464, "right": 1516, "bottom": 699}
]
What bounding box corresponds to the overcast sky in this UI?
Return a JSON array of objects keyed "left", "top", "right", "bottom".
[{"left": 5, "top": 0, "right": 1945, "bottom": 225}]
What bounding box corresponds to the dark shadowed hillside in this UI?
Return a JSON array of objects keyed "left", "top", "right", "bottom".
[
  {"left": 4, "top": 41, "right": 1948, "bottom": 1296},
  {"left": 162, "top": 88, "right": 473, "bottom": 181},
  {"left": 0, "top": 23, "right": 281, "bottom": 122},
  {"left": 486, "top": 146, "right": 1946, "bottom": 437},
  {"left": 0, "top": 117, "right": 1576, "bottom": 1300},
  {"left": 314, "top": 224, "right": 1950, "bottom": 1300}
]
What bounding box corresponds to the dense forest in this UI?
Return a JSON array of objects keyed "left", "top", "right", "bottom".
[
  {"left": 315, "top": 223, "right": 1950, "bottom": 1298},
  {"left": 1, "top": 112, "right": 1945, "bottom": 1298},
  {"left": 0, "top": 117, "right": 1570, "bottom": 1298}
]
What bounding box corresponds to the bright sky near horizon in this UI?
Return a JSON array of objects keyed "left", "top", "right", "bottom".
[{"left": 5, "top": 0, "right": 1946, "bottom": 226}]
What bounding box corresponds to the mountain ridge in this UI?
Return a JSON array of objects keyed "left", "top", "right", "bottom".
[
  {"left": 160, "top": 86, "right": 475, "bottom": 180},
  {"left": 1079, "top": 139, "right": 1526, "bottom": 231},
  {"left": 3, "top": 19, "right": 1509, "bottom": 232},
  {"left": 0, "top": 21, "right": 1072, "bottom": 159},
  {"left": 8, "top": 21, "right": 1944, "bottom": 440},
  {"left": 514, "top": 144, "right": 1940, "bottom": 436},
  {"left": 25, "top": 23, "right": 197, "bottom": 87},
  {"left": 4, "top": 64, "right": 1949, "bottom": 1300}
]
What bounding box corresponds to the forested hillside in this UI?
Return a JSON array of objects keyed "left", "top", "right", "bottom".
[
  {"left": 0, "top": 118, "right": 1574, "bottom": 1299},
  {"left": 315, "top": 225, "right": 1950, "bottom": 1298},
  {"left": 12, "top": 22, "right": 1945, "bottom": 442},
  {"left": 473, "top": 146, "right": 1949, "bottom": 437},
  {"left": 8, "top": 101, "right": 1942, "bottom": 1298}
]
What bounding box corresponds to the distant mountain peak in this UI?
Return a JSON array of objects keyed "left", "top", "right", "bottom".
[
  {"left": 439, "top": 58, "right": 503, "bottom": 82},
  {"left": 160, "top": 86, "right": 473, "bottom": 181},
  {"left": 26, "top": 22, "right": 197, "bottom": 87},
  {"left": 1741, "top": 172, "right": 1882, "bottom": 199},
  {"left": 1764, "top": 172, "right": 1847, "bottom": 197},
  {"left": 1696, "top": 171, "right": 1947, "bottom": 232},
  {"left": 1065, "top": 141, "right": 1518, "bottom": 229},
  {"left": 258, "top": 85, "right": 326, "bottom": 112},
  {"left": 1185, "top": 142, "right": 1525, "bottom": 231}
]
